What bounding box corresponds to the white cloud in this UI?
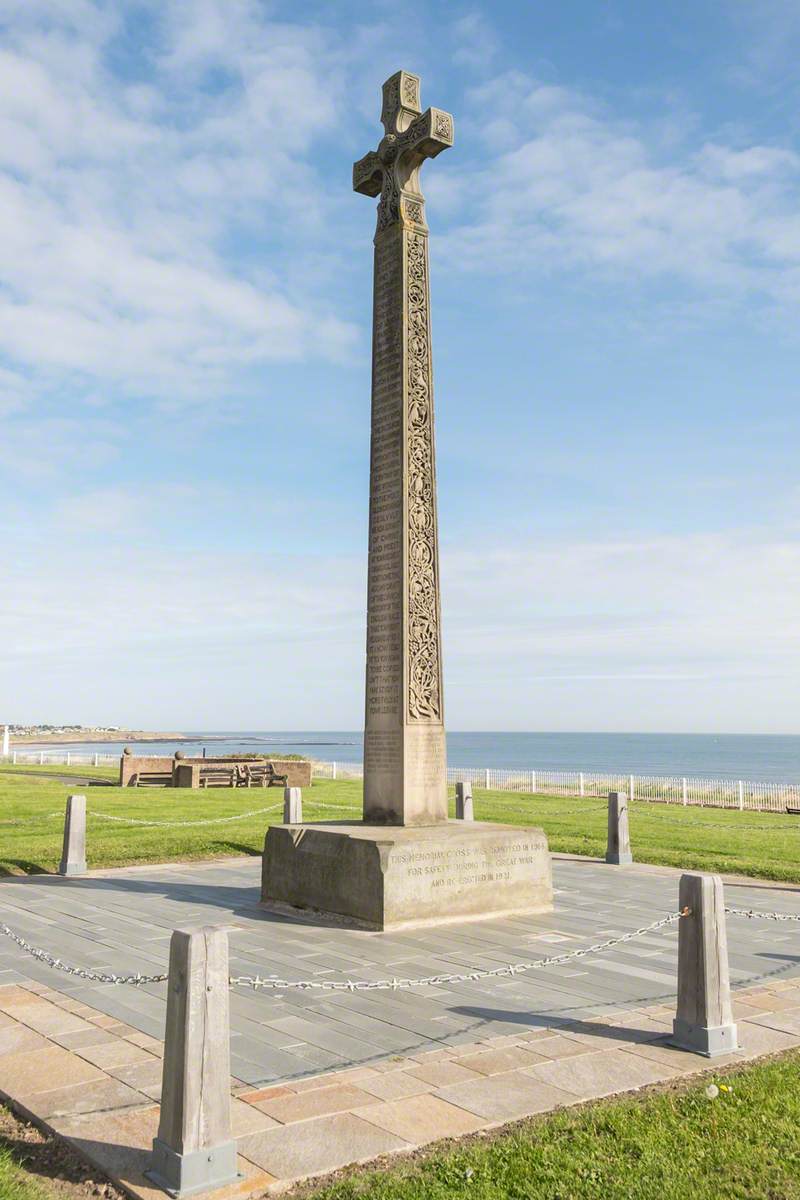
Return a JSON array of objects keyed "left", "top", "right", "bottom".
[
  {"left": 0, "top": 1, "right": 359, "bottom": 406},
  {"left": 437, "top": 530, "right": 800, "bottom": 731},
  {"left": 441, "top": 72, "right": 800, "bottom": 310},
  {"left": 451, "top": 12, "right": 499, "bottom": 69},
  {"left": 2, "top": 525, "right": 799, "bottom": 731}
]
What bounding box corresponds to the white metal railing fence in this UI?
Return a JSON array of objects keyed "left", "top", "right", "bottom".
[
  {"left": 3, "top": 752, "right": 798, "bottom": 813},
  {"left": 312, "top": 761, "right": 800, "bottom": 813},
  {"left": 312, "top": 760, "right": 365, "bottom": 782},
  {"left": 6, "top": 751, "right": 118, "bottom": 767}
]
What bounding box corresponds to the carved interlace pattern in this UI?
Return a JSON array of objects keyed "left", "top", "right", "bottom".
[
  {"left": 381, "top": 77, "right": 400, "bottom": 128},
  {"left": 406, "top": 231, "right": 441, "bottom": 721},
  {"left": 404, "top": 198, "right": 423, "bottom": 223},
  {"left": 402, "top": 75, "right": 419, "bottom": 106},
  {"left": 377, "top": 171, "right": 400, "bottom": 233},
  {"left": 434, "top": 113, "right": 452, "bottom": 140}
]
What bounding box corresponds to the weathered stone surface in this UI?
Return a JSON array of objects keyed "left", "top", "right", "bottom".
[
  {"left": 356, "top": 72, "right": 454, "bottom": 828},
  {"left": 283, "top": 788, "right": 303, "bottom": 824},
  {"left": 149, "top": 926, "right": 238, "bottom": 1196},
  {"left": 455, "top": 782, "right": 474, "bottom": 821},
  {"left": 605, "top": 791, "right": 632, "bottom": 865},
  {"left": 59, "top": 795, "right": 87, "bottom": 877},
  {"left": 670, "top": 873, "right": 739, "bottom": 1057},
  {"left": 259, "top": 73, "right": 552, "bottom": 931},
  {"left": 261, "top": 822, "right": 553, "bottom": 930}
]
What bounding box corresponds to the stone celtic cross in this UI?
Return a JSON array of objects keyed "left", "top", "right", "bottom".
[
  {"left": 353, "top": 70, "right": 454, "bottom": 235},
  {"left": 354, "top": 71, "right": 454, "bottom": 827}
]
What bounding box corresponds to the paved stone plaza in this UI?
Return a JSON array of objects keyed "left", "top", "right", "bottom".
[
  {"left": 1, "top": 856, "right": 799, "bottom": 1087},
  {"left": 2, "top": 855, "right": 800, "bottom": 1194}
]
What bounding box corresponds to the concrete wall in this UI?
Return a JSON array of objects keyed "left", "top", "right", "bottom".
[
  {"left": 120, "top": 754, "right": 311, "bottom": 788},
  {"left": 119, "top": 755, "right": 175, "bottom": 787}
]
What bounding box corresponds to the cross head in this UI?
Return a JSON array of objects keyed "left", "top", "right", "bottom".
[{"left": 353, "top": 70, "right": 454, "bottom": 234}]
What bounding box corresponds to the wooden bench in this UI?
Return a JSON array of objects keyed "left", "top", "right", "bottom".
[
  {"left": 130, "top": 770, "right": 172, "bottom": 788},
  {"left": 236, "top": 763, "right": 289, "bottom": 788},
  {"left": 198, "top": 767, "right": 237, "bottom": 788}
]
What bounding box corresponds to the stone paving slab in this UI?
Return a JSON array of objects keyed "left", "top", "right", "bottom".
[
  {"left": 3, "top": 856, "right": 800, "bottom": 1087},
  {"left": 1, "top": 855, "right": 800, "bottom": 1195},
  {"left": 2, "top": 978, "right": 800, "bottom": 1195}
]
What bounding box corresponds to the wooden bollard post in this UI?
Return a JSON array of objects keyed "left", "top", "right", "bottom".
[
  {"left": 283, "top": 787, "right": 303, "bottom": 823},
  {"left": 455, "top": 782, "right": 474, "bottom": 821},
  {"left": 605, "top": 792, "right": 632, "bottom": 865},
  {"left": 670, "top": 873, "right": 738, "bottom": 1057},
  {"left": 59, "top": 795, "right": 87, "bottom": 877},
  {"left": 148, "top": 927, "right": 238, "bottom": 1196}
]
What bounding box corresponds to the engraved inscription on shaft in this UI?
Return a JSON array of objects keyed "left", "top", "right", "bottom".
[{"left": 366, "top": 232, "right": 403, "bottom": 725}]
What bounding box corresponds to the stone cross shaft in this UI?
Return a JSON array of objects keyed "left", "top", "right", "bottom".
[{"left": 354, "top": 71, "right": 453, "bottom": 827}]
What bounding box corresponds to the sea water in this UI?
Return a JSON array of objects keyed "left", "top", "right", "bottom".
[{"left": 25, "top": 731, "right": 800, "bottom": 783}]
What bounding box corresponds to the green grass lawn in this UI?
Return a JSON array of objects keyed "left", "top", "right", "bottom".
[
  {"left": 0, "top": 1147, "right": 42, "bottom": 1200},
  {"left": 2, "top": 1057, "right": 800, "bottom": 1200},
  {"left": 0, "top": 765, "right": 797, "bottom": 881},
  {"left": 305, "top": 1052, "right": 800, "bottom": 1200}
]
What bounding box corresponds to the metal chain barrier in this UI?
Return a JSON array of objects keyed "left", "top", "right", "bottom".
[
  {"left": 628, "top": 804, "right": 799, "bottom": 833},
  {"left": 725, "top": 907, "right": 800, "bottom": 922},
  {"left": 302, "top": 801, "right": 361, "bottom": 813},
  {"left": 8, "top": 799, "right": 780, "bottom": 831},
  {"left": 0, "top": 923, "right": 168, "bottom": 985},
  {"left": 480, "top": 798, "right": 609, "bottom": 818},
  {"left": 2, "top": 800, "right": 360, "bottom": 831},
  {"left": 229, "top": 912, "right": 684, "bottom": 992},
  {"left": 5, "top": 900, "right": 800, "bottom": 992},
  {"left": 0, "top": 912, "right": 684, "bottom": 990},
  {"left": 88, "top": 804, "right": 285, "bottom": 827},
  {"left": 0, "top": 812, "right": 63, "bottom": 826},
  {"left": 88, "top": 798, "right": 361, "bottom": 827}
]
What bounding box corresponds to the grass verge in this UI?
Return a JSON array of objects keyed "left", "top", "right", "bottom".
[
  {"left": 0, "top": 1147, "right": 42, "bottom": 1200},
  {"left": 0, "top": 766, "right": 798, "bottom": 881},
  {"left": 306, "top": 1051, "right": 800, "bottom": 1200}
]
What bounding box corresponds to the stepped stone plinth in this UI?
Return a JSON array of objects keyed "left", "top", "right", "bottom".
[{"left": 262, "top": 821, "right": 552, "bottom": 931}]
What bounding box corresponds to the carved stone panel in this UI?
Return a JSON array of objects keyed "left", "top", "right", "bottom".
[{"left": 405, "top": 230, "right": 441, "bottom": 723}]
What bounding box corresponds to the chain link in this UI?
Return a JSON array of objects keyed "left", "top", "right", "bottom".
[
  {"left": 0, "top": 912, "right": 683, "bottom": 990},
  {"left": 88, "top": 799, "right": 360, "bottom": 827},
  {"left": 0, "top": 812, "right": 62, "bottom": 826},
  {"left": 490, "top": 800, "right": 609, "bottom": 818},
  {"left": 725, "top": 907, "right": 800, "bottom": 922},
  {"left": 628, "top": 804, "right": 800, "bottom": 832},
  {"left": 5, "top": 902, "right": 799, "bottom": 993},
  {"left": 88, "top": 805, "right": 285, "bottom": 827},
  {"left": 229, "top": 912, "right": 684, "bottom": 992},
  {"left": 0, "top": 923, "right": 168, "bottom": 985}
]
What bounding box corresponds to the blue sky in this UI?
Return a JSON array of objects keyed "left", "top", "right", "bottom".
[{"left": 1, "top": 0, "right": 799, "bottom": 733}]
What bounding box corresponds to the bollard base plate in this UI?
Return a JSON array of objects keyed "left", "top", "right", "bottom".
[
  {"left": 669, "top": 1018, "right": 739, "bottom": 1058},
  {"left": 147, "top": 1138, "right": 240, "bottom": 1198},
  {"left": 58, "top": 862, "right": 87, "bottom": 877},
  {"left": 605, "top": 853, "right": 633, "bottom": 865}
]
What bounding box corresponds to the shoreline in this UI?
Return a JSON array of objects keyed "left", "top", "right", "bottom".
[{"left": 10, "top": 731, "right": 198, "bottom": 746}]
